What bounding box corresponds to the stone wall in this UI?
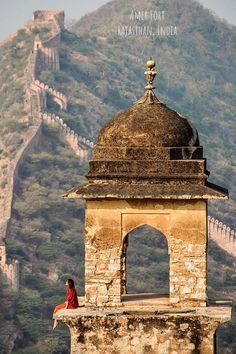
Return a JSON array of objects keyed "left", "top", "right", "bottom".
[
  {"left": 2, "top": 125, "right": 42, "bottom": 221},
  {"left": 0, "top": 12, "right": 64, "bottom": 289},
  {"left": 32, "top": 80, "right": 67, "bottom": 110},
  {"left": 42, "top": 113, "right": 93, "bottom": 160},
  {"left": 0, "top": 125, "right": 42, "bottom": 291},
  {"left": 57, "top": 305, "right": 231, "bottom": 354},
  {"left": 85, "top": 199, "right": 207, "bottom": 307},
  {"left": 0, "top": 10, "right": 93, "bottom": 291},
  {"left": 35, "top": 43, "right": 60, "bottom": 72},
  {"left": 208, "top": 216, "right": 236, "bottom": 257},
  {"left": 0, "top": 12, "right": 62, "bottom": 290},
  {"left": 28, "top": 11, "right": 93, "bottom": 156},
  {"left": 84, "top": 199, "right": 235, "bottom": 308}
]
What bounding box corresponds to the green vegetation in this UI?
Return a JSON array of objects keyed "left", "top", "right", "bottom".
[
  {"left": 72, "top": 0, "right": 236, "bottom": 228},
  {"left": 61, "top": 30, "right": 95, "bottom": 55},
  {"left": 39, "top": 70, "right": 70, "bottom": 91},
  {"left": 1, "top": 126, "right": 87, "bottom": 353},
  {"left": 0, "top": 28, "right": 34, "bottom": 189},
  {"left": 1, "top": 132, "right": 235, "bottom": 353},
  {"left": 207, "top": 240, "right": 236, "bottom": 353},
  {"left": 0, "top": 0, "right": 236, "bottom": 352}
]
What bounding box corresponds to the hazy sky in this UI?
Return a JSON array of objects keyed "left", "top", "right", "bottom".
[{"left": 0, "top": 0, "right": 235, "bottom": 41}]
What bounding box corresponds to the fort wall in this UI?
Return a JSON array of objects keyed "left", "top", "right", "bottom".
[
  {"left": 0, "top": 11, "right": 64, "bottom": 291},
  {"left": 208, "top": 216, "right": 236, "bottom": 257},
  {"left": 32, "top": 80, "right": 67, "bottom": 110},
  {"left": 0, "top": 10, "right": 94, "bottom": 291},
  {"left": 42, "top": 113, "right": 93, "bottom": 160}
]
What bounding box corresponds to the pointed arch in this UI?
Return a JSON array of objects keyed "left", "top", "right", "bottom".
[{"left": 121, "top": 224, "right": 169, "bottom": 299}]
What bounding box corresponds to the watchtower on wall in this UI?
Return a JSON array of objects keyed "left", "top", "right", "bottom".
[
  {"left": 57, "top": 59, "right": 232, "bottom": 354},
  {"left": 33, "top": 10, "right": 65, "bottom": 30},
  {"left": 32, "top": 10, "right": 64, "bottom": 74}
]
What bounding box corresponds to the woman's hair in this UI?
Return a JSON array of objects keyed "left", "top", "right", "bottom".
[{"left": 67, "top": 279, "right": 75, "bottom": 289}]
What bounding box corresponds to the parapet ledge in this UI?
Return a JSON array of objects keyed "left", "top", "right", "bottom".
[{"left": 54, "top": 301, "right": 232, "bottom": 322}]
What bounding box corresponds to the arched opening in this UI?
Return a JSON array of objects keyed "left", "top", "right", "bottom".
[{"left": 121, "top": 224, "right": 169, "bottom": 304}]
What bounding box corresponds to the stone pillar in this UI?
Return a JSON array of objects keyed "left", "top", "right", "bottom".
[{"left": 85, "top": 204, "right": 122, "bottom": 307}]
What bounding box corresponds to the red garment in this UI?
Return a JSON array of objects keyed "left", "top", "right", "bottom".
[
  {"left": 65, "top": 288, "right": 79, "bottom": 309},
  {"left": 53, "top": 303, "right": 66, "bottom": 315}
]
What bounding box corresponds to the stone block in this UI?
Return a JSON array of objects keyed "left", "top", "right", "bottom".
[{"left": 122, "top": 212, "right": 170, "bottom": 238}]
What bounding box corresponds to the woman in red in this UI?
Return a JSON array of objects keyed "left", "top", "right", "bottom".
[{"left": 53, "top": 278, "right": 79, "bottom": 329}]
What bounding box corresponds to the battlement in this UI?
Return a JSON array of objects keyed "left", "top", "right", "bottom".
[
  {"left": 33, "top": 80, "right": 67, "bottom": 109},
  {"left": 41, "top": 113, "right": 93, "bottom": 160},
  {"left": 208, "top": 216, "right": 236, "bottom": 256}
]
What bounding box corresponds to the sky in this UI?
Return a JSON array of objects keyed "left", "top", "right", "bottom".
[{"left": 0, "top": 0, "right": 236, "bottom": 41}]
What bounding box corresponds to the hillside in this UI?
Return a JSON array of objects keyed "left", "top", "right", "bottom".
[
  {"left": 37, "top": 0, "right": 236, "bottom": 225},
  {"left": 0, "top": 29, "right": 34, "bottom": 208},
  {"left": 2, "top": 145, "right": 236, "bottom": 353},
  {"left": 0, "top": 0, "right": 235, "bottom": 353},
  {"left": 70, "top": 0, "right": 236, "bottom": 227}
]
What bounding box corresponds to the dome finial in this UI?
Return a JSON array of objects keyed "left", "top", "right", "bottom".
[
  {"left": 145, "top": 57, "right": 157, "bottom": 90},
  {"left": 138, "top": 57, "right": 160, "bottom": 105}
]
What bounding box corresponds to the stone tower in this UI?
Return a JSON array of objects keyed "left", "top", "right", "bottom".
[{"left": 57, "top": 59, "right": 232, "bottom": 353}]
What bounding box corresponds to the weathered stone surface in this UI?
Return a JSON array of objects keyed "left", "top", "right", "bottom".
[
  {"left": 87, "top": 159, "right": 206, "bottom": 179},
  {"left": 55, "top": 304, "right": 231, "bottom": 354},
  {"left": 97, "top": 100, "right": 199, "bottom": 148},
  {"left": 93, "top": 146, "right": 203, "bottom": 161},
  {"left": 83, "top": 200, "right": 208, "bottom": 307},
  {"left": 66, "top": 181, "right": 228, "bottom": 200},
  {"left": 64, "top": 91, "right": 228, "bottom": 201}
]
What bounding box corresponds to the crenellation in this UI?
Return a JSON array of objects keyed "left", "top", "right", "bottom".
[
  {"left": 41, "top": 112, "right": 93, "bottom": 160},
  {"left": 32, "top": 80, "right": 67, "bottom": 109},
  {"left": 207, "top": 216, "right": 236, "bottom": 256}
]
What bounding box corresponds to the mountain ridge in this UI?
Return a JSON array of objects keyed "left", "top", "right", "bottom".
[
  {"left": 71, "top": 0, "right": 236, "bottom": 227},
  {"left": 0, "top": 1, "right": 235, "bottom": 352}
]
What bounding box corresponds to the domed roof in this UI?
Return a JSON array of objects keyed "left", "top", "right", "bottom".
[
  {"left": 98, "top": 59, "right": 199, "bottom": 148},
  {"left": 98, "top": 100, "right": 199, "bottom": 148},
  {"left": 64, "top": 58, "right": 228, "bottom": 202}
]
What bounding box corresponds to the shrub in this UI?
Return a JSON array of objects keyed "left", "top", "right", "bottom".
[{"left": 35, "top": 242, "right": 65, "bottom": 260}]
